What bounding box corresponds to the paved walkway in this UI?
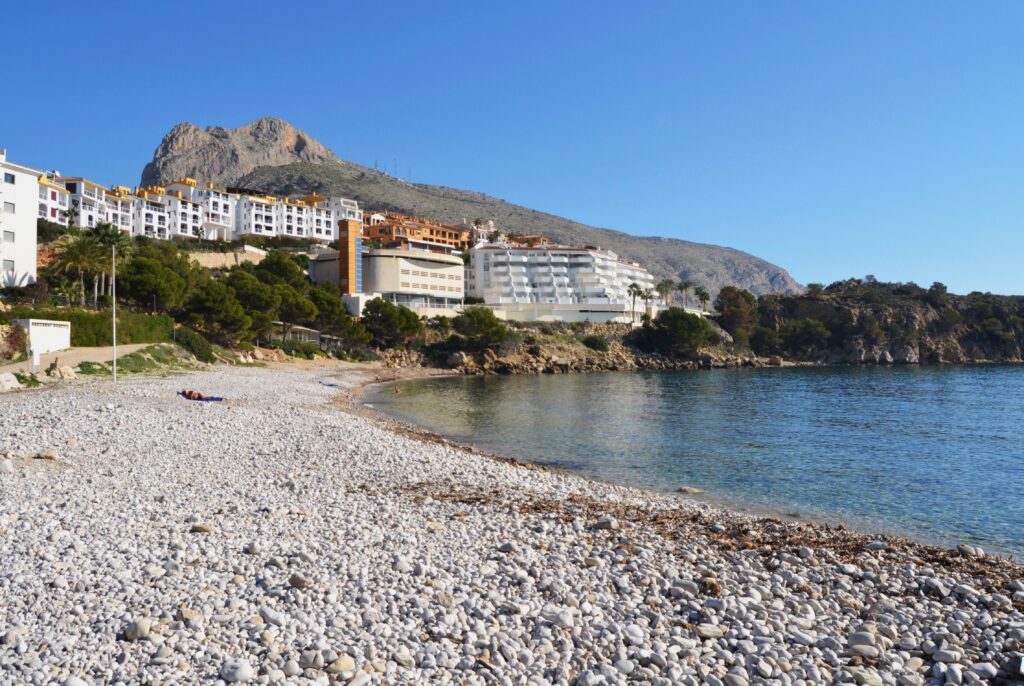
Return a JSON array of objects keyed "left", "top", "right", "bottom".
[{"left": 0, "top": 343, "right": 152, "bottom": 374}]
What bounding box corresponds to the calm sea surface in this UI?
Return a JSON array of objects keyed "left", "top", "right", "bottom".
[{"left": 364, "top": 367, "right": 1024, "bottom": 556}]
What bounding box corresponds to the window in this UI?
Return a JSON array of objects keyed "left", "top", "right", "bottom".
[
  {"left": 3, "top": 173, "right": 14, "bottom": 184},
  {"left": 2, "top": 231, "right": 14, "bottom": 243},
  {"left": 2, "top": 260, "right": 13, "bottom": 272},
  {"left": 3, "top": 202, "right": 14, "bottom": 214}
]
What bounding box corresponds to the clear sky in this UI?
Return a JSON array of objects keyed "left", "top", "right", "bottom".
[{"left": 4, "top": 2, "right": 1022, "bottom": 293}]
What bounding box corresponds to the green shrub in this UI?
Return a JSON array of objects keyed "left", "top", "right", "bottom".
[
  {"left": 266, "top": 339, "right": 322, "bottom": 359},
  {"left": 13, "top": 372, "right": 40, "bottom": 387},
  {"left": 780, "top": 318, "right": 831, "bottom": 355},
  {"left": 581, "top": 334, "right": 609, "bottom": 352},
  {"left": 629, "top": 308, "right": 717, "bottom": 358},
  {"left": 452, "top": 306, "right": 509, "bottom": 351},
  {"left": 175, "top": 327, "right": 215, "bottom": 363},
  {"left": 361, "top": 299, "right": 423, "bottom": 347},
  {"left": 750, "top": 326, "right": 781, "bottom": 356},
  {"left": 0, "top": 308, "right": 173, "bottom": 346},
  {"left": 77, "top": 361, "right": 110, "bottom": 376}
]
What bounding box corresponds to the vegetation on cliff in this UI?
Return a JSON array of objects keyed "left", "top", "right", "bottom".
[{"left": 713, "top": 278, "right": 1024, "bottom": 364}]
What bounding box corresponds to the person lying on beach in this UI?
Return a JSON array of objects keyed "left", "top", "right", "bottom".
[{"left": 181, "top": 389, "right": 211, "bottom": 400}]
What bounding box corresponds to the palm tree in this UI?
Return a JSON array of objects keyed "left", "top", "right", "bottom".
[
  {"left": 694, "top": 286, "right": 710, "bottom": 312},
  {"left": 626, "top": 282, "right": 644, "bottom": 323},
  {"left": 642, "top": 288, "right": 654, "bottom": 315},
  {"left": 61, "top": 199, "right": 80, "bottom": 228},
  {"left": 676, "top": 279, "right": 693, "bottom": 309},
  {"left": 90, "top": 223, "right": 133, "bottom": 300},
  {"left": 50, "top": 234, "right": 104, "bottom": 307},
  {"left": 655, "top": 279, "right": 675, "bottom": 306}
]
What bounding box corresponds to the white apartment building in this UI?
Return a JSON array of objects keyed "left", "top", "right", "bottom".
[
  {"left": 165, "top": 179, "right": 237, "bottom": 240},
  {"left": 304, "top": 194, "right": 336, "bottom": 242},
  {"left": 0, "top": 150, "right": 41, "bottom": 286},
  {"left": 276, "top": 198, "right": 310, "bottom": 238},
  {"left": 328, "top": 197, "right": 362, "bottom": 224},
  {"left": 234, "top": 194, "right": 278, "bottom": 238},
  {"left": 61, "top": 177, "right": 109, "bottom": 229},
  {"left": 132, "top": 188, "right": 170, "bottom": 239},
  {"left": 38, "top": 174, "right": 70, "bottom": 225},
  {"left": 466, "top": 243, "right": 658, "bottom": 323},
  {"left": 104, "top": 187, "right": 134, "bottom": 233},
  {"left": 165, "top": 191, "right": 203, "bottom": 239}
]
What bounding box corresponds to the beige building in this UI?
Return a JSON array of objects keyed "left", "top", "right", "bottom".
[{"left": 361, "top": 248, "right": 464, "bottom": 317}]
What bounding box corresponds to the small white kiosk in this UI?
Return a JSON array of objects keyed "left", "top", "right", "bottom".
[{"left": 13, "top": 319, "right": 71, "bottom": 369}]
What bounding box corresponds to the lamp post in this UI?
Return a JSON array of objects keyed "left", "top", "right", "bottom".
[{"left": 112, "top": 245, "right": 117, "bottom": 384}]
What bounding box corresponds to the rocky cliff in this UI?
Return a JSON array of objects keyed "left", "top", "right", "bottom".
[
  {"left": 140, "top": 118, "right": 336, "bottom": 189},
  {"left": 140, "top": 118, "right": 803, "bottom": 296}
]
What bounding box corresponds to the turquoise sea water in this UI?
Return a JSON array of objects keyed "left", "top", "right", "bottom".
[{"left": 364, "top": 367, "right": 1024, "bottom": 557}]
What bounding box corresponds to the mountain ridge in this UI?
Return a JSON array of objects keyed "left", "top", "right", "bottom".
[{"left": 141, "top": 118, "right": 803, "bottom": 295}]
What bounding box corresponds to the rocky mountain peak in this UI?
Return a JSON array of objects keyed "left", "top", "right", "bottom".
[{"left": 140, "top": 118, "right": 338, "bottom": 188}]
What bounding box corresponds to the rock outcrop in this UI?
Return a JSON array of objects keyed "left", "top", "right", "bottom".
[
  {"left": 140, "top": 118, "right": 803, "bottom": 296},
  {"left": 140, "top": 118, "right": 337, "bottom": 188}
]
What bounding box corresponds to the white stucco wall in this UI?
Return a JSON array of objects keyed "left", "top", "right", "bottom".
[{"left": 13, "top": 319, "right": 71, "bottom": 355}]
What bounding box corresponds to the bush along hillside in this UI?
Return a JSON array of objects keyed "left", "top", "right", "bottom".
[{"left": 713, "top": 278, "right": 1024, "bottom": 364}]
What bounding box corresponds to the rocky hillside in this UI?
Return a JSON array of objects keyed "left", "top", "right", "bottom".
[
  {"left": 140, "top": 118, "right": 802, "bottom": 295},
  {"left": 750, "top": 280, "right": 1024, "bottom": 364}
]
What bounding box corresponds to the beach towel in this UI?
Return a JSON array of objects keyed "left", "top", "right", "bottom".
[{"left": 177, "top": 392, "right": 225, "bottom": 403}]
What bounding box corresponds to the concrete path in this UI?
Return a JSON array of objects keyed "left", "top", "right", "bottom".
[{"left": 0, "top": 343, "right": 152, "bottom": 374}]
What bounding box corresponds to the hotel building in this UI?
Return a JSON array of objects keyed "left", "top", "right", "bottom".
[
  {"left": 363, "top": 211, "right": 472, "bottom": 251},
  {"left": 0, "top": 149, "right": 41, "bottom": 286},
  {"left": 465, "top": 243, "right": 658, "bottom": 323}
]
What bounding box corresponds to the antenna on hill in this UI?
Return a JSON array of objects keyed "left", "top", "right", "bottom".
[{"left": 393, "top": 158, "right": 397, "bottom": 177}]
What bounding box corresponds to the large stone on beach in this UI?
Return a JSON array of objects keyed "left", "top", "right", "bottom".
[
  {"left": 0, "top": 373, "right": 22, "bottom": 392},
  {"left": 124, "top": 618, "right": 151, "bottom": 641},
  {"left": 220, "top": 658, "right": 255, "bottom": 682},
  {"left": 696, "top": 623, "right": 725, "bottom": 639}
]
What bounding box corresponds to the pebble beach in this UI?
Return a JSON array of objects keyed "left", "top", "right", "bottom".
[{"left": 1, "top": 363, "right": 1023, "bottom": 686}]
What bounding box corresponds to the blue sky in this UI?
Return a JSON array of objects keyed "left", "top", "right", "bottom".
[{"left": 5, "top": 2, "right": 1023, "bottom": 293}]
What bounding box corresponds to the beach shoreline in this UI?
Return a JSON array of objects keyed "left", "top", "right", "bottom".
[
  {"left": 343, "top": 363, "right": 1023, "bottom": 577},
  {"left": 1, "top": 362, "right": 1022, "bottom": 685}
]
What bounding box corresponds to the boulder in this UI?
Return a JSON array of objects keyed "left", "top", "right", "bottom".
[
  {"left": 0, "top": 372, "right": 22, "bottom": 392},
  {"left": 446, "top": 351, "right": 468, "bottom": 368}
]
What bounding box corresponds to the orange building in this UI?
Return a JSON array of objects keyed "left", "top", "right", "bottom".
[{"left": 363, "top": 211, "right": 471, "bottom": 251}]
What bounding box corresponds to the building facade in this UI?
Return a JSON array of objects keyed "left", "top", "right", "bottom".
[
  {"left": 132, "top": 188, "right": 170, "bottom": 239},
  {"left": 360, "top": 248, "right": 464, "bottom": 316},
  {"left": 165, "top": 179, "right": 238, "bottom": 240},
  {"left": 62, "top": 177, "right": 110, "bottom": 229},
  {"left": 38, "top": 174, "right": 70, "bottom": 226},
  {"left": 465, "top": 243, "right": 658, "bottom": 323},
  {"left": 104, "top": 186, "right": 134, "bottom": 233},
  {"left": 0, "top": 150, "right": 41, "bottom": 286},
  {"left": 363, "top": 211, "right": 472, "bottom": 251}
]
